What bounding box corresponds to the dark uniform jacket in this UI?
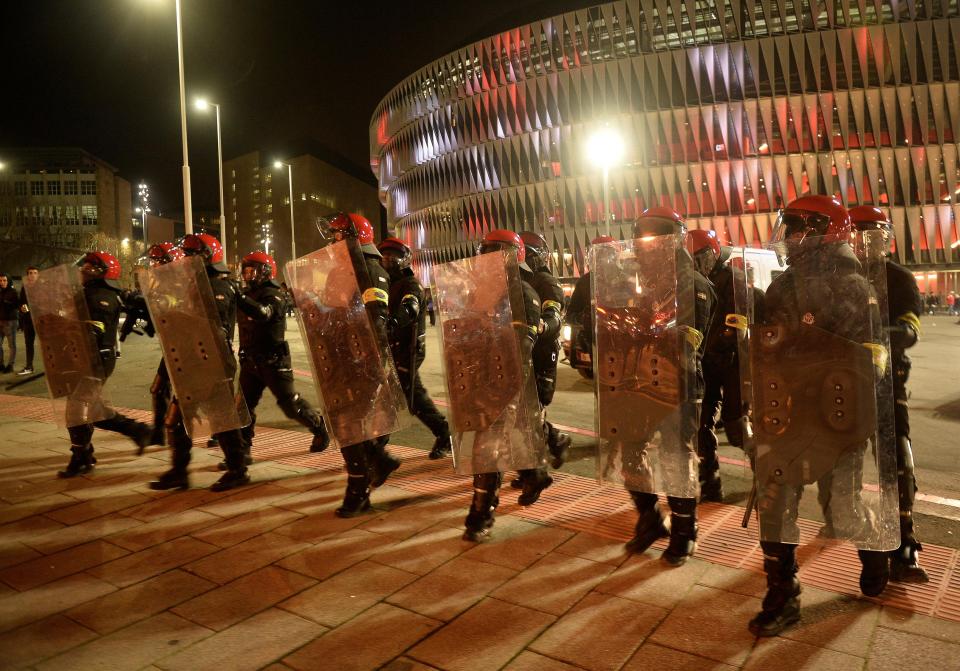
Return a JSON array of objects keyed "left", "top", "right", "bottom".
[
  {"left": 386, "top": 268, "right": 427, "bottom": 366},
  {"left": 525, "top": 268, "right": 564, "bottom": 368},
  {"left": 83, "top": 279, "right": 124, "bottom": 376},
  {"left": 237, "top": 279, "right": 289, "bottom": 362},
  {"left": 208, "top": 268, "right": 239, "bottom": 344},
  {"left": 885, "top": 258, "right": 922, "bottom": 394}
]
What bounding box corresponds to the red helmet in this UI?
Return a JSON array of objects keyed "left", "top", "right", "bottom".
[
  {"left": 591, "top": 235, "right": 615, "bottom": 245},
  {"left": 686, "top": 229, "right": 721, "bottom": 258},
  {"left": 181, "top": 233, "right": 228, "bottom": 272},
  {"left": 635, "top": 207, "right": 685, "bottom": 238},
  {"left": 848, "top": 205, "right": 894, "bottom": 256},
  {"left": 241, "top": 250, "right": 277, "bottom": 285},
  {"left": 377, "top": 237, "right": 412, "bottom": 275},
  {"left": 772, "top": 195, "right": 852, "bottom": 247},
  {"left": 519, "top": 231, "right": 549, "bottom": 271},
  {"left": 77, "top": 251, "right": 121, "bottom": 288},
  {"left": 479, "top": 229, "right": 527, "bottom": 266},
  {"left": 147, "top": 242, "right": 185, "bottom": 266},
  {"left": 325, "top": 212, "right": 380, "bottom": 256}
]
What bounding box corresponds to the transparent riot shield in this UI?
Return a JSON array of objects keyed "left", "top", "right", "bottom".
[
  {"left": 735, "top": 231, "right": 899, "bottom": 550},
  {"left": 26, "top": 264, "right": 115, "bottom": 427},
  {"left": 591, "top": 235, "right": 699, "bottom": 497},
  {"left": 284, "top": 240, "right": 406, "bottom": 448},
  {"left": 138, "top": 256, "right": 250, "bottom": 438},
  {"left": 432, "top": 250, "right": 546, "bottom": 475}
]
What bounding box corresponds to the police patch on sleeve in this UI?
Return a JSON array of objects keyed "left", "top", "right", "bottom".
[{"left": 696, "top": 291, "right": 708, "bottom": 301}]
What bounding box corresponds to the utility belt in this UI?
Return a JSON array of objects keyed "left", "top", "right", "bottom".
[{"left": 239, "top": 340, "right": 290, "bottom": 366}]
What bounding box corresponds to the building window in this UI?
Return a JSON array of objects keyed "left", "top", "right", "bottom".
[
  {"left": 14, "top": 181, "right": 27, "bottom": 196},
  {"left": 64, "top": 181, "right": 78, "bottom": 195},
  {"left": 265, "top": 204, "right": 273, "bottom": 213},
  {"left": 47, "top": 181, "right": 61, "bottom": 196},
  {"left": 31, "top": 181, "right": 44, "bottom": 196},
  {"left": 81, "top": 205, "right": 98, "bottom": 224},
  {"left": 81, "top": 181, "right": 97, "bottom": 195}
]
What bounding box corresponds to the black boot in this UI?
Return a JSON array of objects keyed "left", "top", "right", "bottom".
[
  {"left": 428, "top": 435, "right": 452, "bottom": 460},
  {"left": 148, "top": 468, "right": 189, "bottom": 491},
  {"left": 150, "top": 437, "right": 190, "bottom": 491},
  {"left": 890, "top": 540, "right": 929, "bottom": 583},
  {"left": 662, "top": 497, "right": 698, "bottom": 566},
  {"left": 625, "top": 491, "right": 669, "bottom": 554},
  {"left": 517, "top": 468, "right": 553, "bottom": 506},
  {"left": 211, "top": 432, "right": 251, "bottom": 492},
  {"left": 336, "top": 444, "right": 372, "bottom": 518},
  {"left": 210, "top": 469, "right": 250, "bottom": 492},
  {"left": 218, "top": 445, "right": 252, "bottom": 471},
  {"left": 368, "top": 439, "right": 400, "bottom": 488},
  {"left": 58, "top": 444, "right": 94, "bottom": 478},
  {"left": 546, "top": 422, "right": 571, "bottom": 469},
  {"left": 890, "top": 438, "right": 928, "bottom": 583},
  {"left": 858, "top": 549, "right": 890, "bottom": 597},
  {"left": 509, "top": 475, "right": 524, "bottom": 489},
  {"left": 750, "top": 543, "right": 801, "bottom": 636},
  {"left": 463, "top": 473, "right": 501, "bottom": 542},
  {"left": 310, "top": 419, "right": 330, "bottom": 453}
]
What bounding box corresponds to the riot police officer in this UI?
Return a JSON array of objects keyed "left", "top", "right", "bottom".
[
  {"left": 565, "top": 235, "right": 615, "bottom": 379},
  {"left": 747, "top": 196, "right": 892, "bottom": 636},
  {"left": 377, "top": 237, "right": 451, "bottom": 459},
  {"left": 687, "top": 230, "right": 765, "bottom": 502},
  {"left": 148, "top": 234, "right": 249, "bottom": 492},
  {"left": 618, "top": 208, "right": 715, "bottom": 566},
  {"left": 58, "top": 251, "right": 154, "bottom": 478},
  {"left": 463, "top": 229, "right": 543, "bottom": 542},
  {"left": 850, "top": 205, "right": 927, "bottom": 583},
  {"left": 325, "top": 213, "right": 402, "bottom": 517},
  {"left": 236, "top": 250, "right": 330, "bottom": 461}
]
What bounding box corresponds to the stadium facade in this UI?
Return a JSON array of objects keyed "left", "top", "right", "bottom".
[{"left": 370, "top": 0, "right": 960, "bottom": 295}]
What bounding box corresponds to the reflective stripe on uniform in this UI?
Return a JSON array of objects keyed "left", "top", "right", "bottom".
[
  {"left": 862, "top": 342, "right": 888, "bottom": 373},
  {"left": 725, "top": 313, "right": 748, "bottom": 331},
  {"left": 897, "top": 311, "right": 921, "bottom": 336},
  {"left": 680, "top": 326, "right": 704, "bottom": 350},
  {"left": 542, "top": 299, "right": 562, "bottom": 313},
  {"left": 362, "top": 287, "right": 389, "bottom": 304}
]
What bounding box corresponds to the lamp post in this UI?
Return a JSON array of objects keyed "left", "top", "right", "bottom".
[
  {"left": 136, "top": 182, "right": 150, "bottom": 243},
  {"left": 586, "top": 126, "right": 626, "bottom": 237},
  {"left": 273, "top": 160, "right": 296, "bottom": 265},
  {"left": 195, "top": 98, "right": 227, "bottom": 263},
  {"left": 175, "top": 0, "right": 193, "bottom": 233}
]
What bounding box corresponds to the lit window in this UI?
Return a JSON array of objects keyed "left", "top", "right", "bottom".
[{"left": 81, "top": 205, "right": 98, "bottom": 224}]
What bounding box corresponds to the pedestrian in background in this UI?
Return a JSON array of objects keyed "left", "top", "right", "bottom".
[
  {"left": 0, "top": 273, "right": 19, "bottom": 373},
  {"left": 17, "top": 266, "right": 39, "bottom": 375}
]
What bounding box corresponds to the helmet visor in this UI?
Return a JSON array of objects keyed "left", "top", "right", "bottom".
[{"left": 771, "top": 210, "right": 832, "bottom": 245}]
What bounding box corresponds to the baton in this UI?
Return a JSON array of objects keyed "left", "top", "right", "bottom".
[
  {"left": 408, "top": 322, "right": 417, "bottom": 410},
  {"left": 5, "top": 372, "right": 45, "bottom": 391},
  {"left": 742, "top": 479, "right": 757, "bottom": 528}
]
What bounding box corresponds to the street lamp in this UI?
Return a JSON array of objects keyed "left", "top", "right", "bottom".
[
  {"left": 136, "top": 182, "right": 150, "bottom": 242},
  {"left": 175, "top": 0, "right": 193, "bottom": 233},
  {"left": 586, "top": 126, "right": 626, "bottom": 237},
  {"left": 195, "top": 98, "right": 227, "bottom": 263},
  {"left": 273, "top": 160, "right": 296, "bottom": 264}
]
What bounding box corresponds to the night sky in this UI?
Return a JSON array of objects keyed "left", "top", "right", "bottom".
[{"left": 3, "top": 0, "right": 593, "bottom": 214}]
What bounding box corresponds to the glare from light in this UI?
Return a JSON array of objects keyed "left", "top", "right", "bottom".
[
  {"left": 586, "top": 127, "right": 625, "bottom": 169},
  {"left": 121, "top": 238, "right": 130, "bottom": 246},
  {"left": 194, "top": 98, "right": 209, "bottom": 111},
  {"left": 273, "top": 160, "right": 284, "bottom": 169},
  {"left": 0, "top": 161, "right": 6, "bottom": 170}
]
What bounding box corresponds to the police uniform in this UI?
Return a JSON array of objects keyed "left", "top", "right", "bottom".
[
  {"left": 60, "top": 279, "right": 153, "bottom": 477},
  {"left": 237, "top": 278, "right": 329, "bottom": 453}
]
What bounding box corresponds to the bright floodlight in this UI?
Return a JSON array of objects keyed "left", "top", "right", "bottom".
[
  {"left": 194, "top": 98, "right": 209, "bottom": 111},
  {"left": 586, "top": 127, "right": 625, "bottom": 169},
  {"left": 0, "top": 161, "right": 6, "bottom": 170},
  {"left": 273, "top": 160, "right": 284, "bottom": 169}
]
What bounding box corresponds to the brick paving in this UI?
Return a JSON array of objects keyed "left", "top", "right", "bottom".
[{"left": 2, "top": 411, "right": 960, "bottom": 670}]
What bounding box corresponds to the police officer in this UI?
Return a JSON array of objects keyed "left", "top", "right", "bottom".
[
  {"left": 748, "top": 196, "right": 891, "bottom": 636},
  {"left": 565, "top": 236, "right": 615, "bottom": 378},
  {"left": 325, "top": 213, "right": 402, "bottom": 517},
  {"left": 235, "top": 250, "right": 330, "bottom": 462},
  {"left": 619, "top": 208, "right": 715, "bottom": 566},
  {"left": 58, "top": 251, "right": 154, "bottom": 478},
  {"left": 850, "top": 205, "right": 927, "bottom": 583},
  {"left": 377, "top": 237, "right": 451, "bottom": 459},
  {"left": 148, "top": 234, "right": 249, "bottom": 492},
  {"left": 463, "top": 229, "right": 542, "bottom": 542},
  {"left": 687, "top": 230, "right": 765, "bottom": 502}
]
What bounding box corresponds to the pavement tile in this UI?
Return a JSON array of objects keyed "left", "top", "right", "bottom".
[
  {"left": 866, "top": 626, "right": 960, "bottom": 671},
  {"left": 0, "top": 573, "right": 117, "bottom": 634},
  {"left": 66, "top": 569, "right": 216, "bottom": 634},
  {"left": 778, "top": 585, "right": 879, "bottom": 658},
  {"left": 156, "top": 607, "right": 325, "bottom": 671},
  {"left": 87, "top": 536, "right": 220, "bottom": 588},
  {"left": 0, "top": 515, "right": 65, "bottom": 546},
  {"left": 623, "top": 643, "right": 738, "bottom": 671},
  {"left": 530, "top": 592, "right": 667, "bottom": 671},
  {"left": 380, "top": 658, "right": 443, "bottom": 671},
  {"left": 189, "top": 506, "right": 304, "bottom": 548},
  {"left": 648, "top": 584, "right": 760, "bottom": 667},
  {"left": 493, "top": 552, "right": 616, "bottom": 616},
  {"left": 552, "top": 531, "right": 632, "bottom": 567},
  {"left": 744, "top": 636, "right": 865, "bottom": 670},
  {"left": 24, "top": 513, "right": 143, "bottom": 555},
  {"left": 408, "top": 597, "right": 555, "bottom": 671},
  {"left": 270, "top": 485, "right": 345, "bottom": 517},
  {"left": 34, "top": 612, "right": 213, "bottom": 671},
  {"left": 121, "top": 488, "right": 231, "bottom": 522},
  {"left": 172, "top": 566, "right": 316, "bottom": 631},
  {"left": 184, "top": 531, "right": 310, "bottom": 584},
  {"left": 387, "top": 556, "right": 518, "bottom": 621},
  {"left": 0, "top": 541, "right": 42, "bottom": 571},
  {"left": 878, "top": 606, "right": 960, "bottom": 644},
  {"left": 107, "top": 509, "right": 223, "bottom": 552},
  {"left": 696, "top": 562, "right": 769, "bottom": 599},
  {"left": 44, "top": 491, "right": 150, "bottom": 526},
  {"left": 273, "top": 510, "right": 372, "bottom": 544},
  {"left": 280, "top": 560, "right": 418, "bottom": 627},
  {"left": 461, "top": 518, "right": 574, "bottom": 571},
  {"left": 0, "top": 539, "right": 129, "bottom": 591},
  {"left": 358, "top": 497, "right": 466, "bottom": 540},
  {"left": 284, "top": 603, "right": 440, "bottom": 671},
  {"left": 594, "top": 554, "right": 710, "bottom": 609},
  {"left": 276, "top": 529, "right": 390, "bottom": 581},
  {"left": 195, "top": 483, "right": 300, "bottom": 518},
  {"left": 0, "top": 615, "right": 98, "bottom": 671},
  {"left": 0, "top": 494, "right": 77, "bottom": 526},
  {"left": 371, "top": 523, "right": 473, "bottom": 575},
  {"left": 0, "top": 476, "right": 75, "bottom": 504},
  {"left": 503, "top": 651, "right": 586, "bottom": 671}
]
